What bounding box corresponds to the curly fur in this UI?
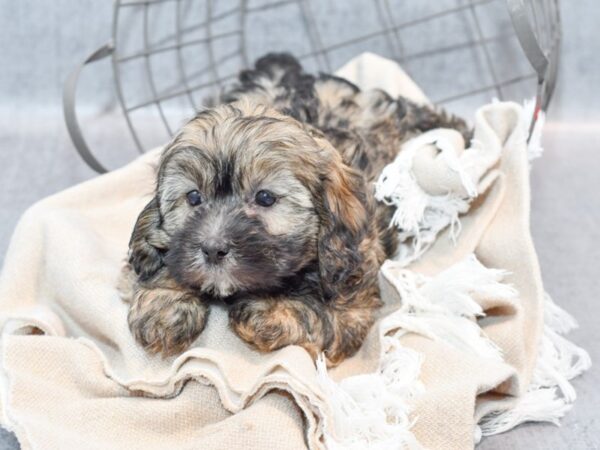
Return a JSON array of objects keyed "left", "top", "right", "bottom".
[{"left": 121, "top": 53, "right": 470, "bottom": 365}]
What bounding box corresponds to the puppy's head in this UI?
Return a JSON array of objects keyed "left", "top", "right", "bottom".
[{"left": 129, "top": 101, "right": 370, "bottom": 299}]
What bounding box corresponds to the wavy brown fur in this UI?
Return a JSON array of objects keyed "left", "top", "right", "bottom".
[{"left": 122, "top": 53, "right": 470, "bottom": 365}]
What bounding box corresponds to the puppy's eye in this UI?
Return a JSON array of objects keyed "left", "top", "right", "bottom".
[
  {"left": 186, "top": 190, "right": 203, "bottom": 206},
  {"left": 255, "top": 190, "right": 276, "bottom": 207}
]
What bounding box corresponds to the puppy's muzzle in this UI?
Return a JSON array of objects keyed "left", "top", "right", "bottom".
[{"left": 200, "top": 240, "right": 230, "bottom": 265}]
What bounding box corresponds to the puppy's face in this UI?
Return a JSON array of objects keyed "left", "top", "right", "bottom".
[
  {"left": 158, "top": 106, "right": 324, "bottom": 297},
  {"left": 129, "top": 102, "right": 371, "bottom": 302}
]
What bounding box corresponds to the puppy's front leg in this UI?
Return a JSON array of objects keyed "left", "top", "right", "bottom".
[
  {"left": 228, "top": 297, "right": 328, "bottom": 361},
  {"left": 125, "top": 272, "right": 209, "bottom": 357},
  {"left": 229, "top": 297, "right": 376, "bottom": 366}
]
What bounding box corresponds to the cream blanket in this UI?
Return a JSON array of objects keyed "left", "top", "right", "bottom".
[{"left": 0, "top": 54, "right": 589, "bottom": 449}]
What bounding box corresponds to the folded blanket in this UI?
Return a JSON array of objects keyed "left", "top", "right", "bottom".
[{"left": 0, "top": 54, "right": 589, "bottom": 450}]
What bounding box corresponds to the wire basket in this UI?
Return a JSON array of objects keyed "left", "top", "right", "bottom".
[{"left": 64, "top": 0, "right": 561, "bottom": 173}]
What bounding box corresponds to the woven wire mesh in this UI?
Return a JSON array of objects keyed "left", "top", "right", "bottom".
[{"left": 110, "top": 0, "right": 560, "bottom": 153}]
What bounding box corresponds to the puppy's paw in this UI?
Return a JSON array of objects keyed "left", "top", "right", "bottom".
[
  {"left": 128, "top": 288, "right": 208, "bottom": 357},
  {"left": 228, "top": 299, "right": 322, "bottom": 359}
]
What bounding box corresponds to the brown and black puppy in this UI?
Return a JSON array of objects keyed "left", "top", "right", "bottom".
[{"left": 121, "top": 54, "right": 470, "bottom": 366}]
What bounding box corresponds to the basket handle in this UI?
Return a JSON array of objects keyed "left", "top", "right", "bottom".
[
  {"left": 63, "top": 42, "right": 114, "bottom": 174},
  {"left": 506, "top": 0, "right": 559, "bottom": 111}
]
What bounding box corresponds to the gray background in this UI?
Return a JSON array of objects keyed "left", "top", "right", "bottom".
[{"left": 0, "top": 0, "right": 598, "bottom": 449}]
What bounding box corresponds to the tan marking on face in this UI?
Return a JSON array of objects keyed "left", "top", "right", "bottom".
[{"left": 242, "top": 168, "right": 317, "bottom": 236}]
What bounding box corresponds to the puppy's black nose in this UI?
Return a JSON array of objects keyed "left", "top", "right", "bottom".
[{"left": 201, "top": 242, "right": 230, "bottom": 264}]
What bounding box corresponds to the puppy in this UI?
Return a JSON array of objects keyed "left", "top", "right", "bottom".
[{"left": 121, "top": 54, "right": 470, "bottom": 366}]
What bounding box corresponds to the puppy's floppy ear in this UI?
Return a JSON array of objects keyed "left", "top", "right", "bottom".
[
  {"left": 316, "top": 148, "right": 370, "bottom": 303},
  {"left": 128, "top": 197, "right": 169, "bottom": 281}
]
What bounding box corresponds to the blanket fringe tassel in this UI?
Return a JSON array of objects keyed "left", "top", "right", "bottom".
[
  {"left": 373, "top": 134, "right": 475, "bottom": 267},
  {"left": 316, "top": 339, "right": 425, "bottom": 450},
  {"left": 318, "top": 255, "right": 591, "bottom": 448},
  {"left": 317, "top": 254, "right": 516, "bottom": 449},
  {"left": 476, "top": 293, "right": 592, "bottom": 441}
]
